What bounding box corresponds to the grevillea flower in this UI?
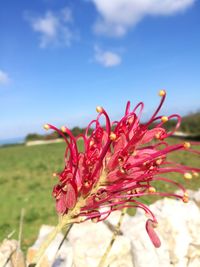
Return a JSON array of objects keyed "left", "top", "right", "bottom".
[{"left": 44, "top": 90, "right": 200, "bottom": 248}]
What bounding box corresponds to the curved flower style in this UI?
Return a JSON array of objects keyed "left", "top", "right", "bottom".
[{"left": 44, "top": 90, "right": 200, "bottom": 248}]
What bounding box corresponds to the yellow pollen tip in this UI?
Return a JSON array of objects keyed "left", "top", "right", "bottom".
[
  {"left": 92, "top": 217, "right": 99, "bottom": 223},
  {"left": 131, "top": 151, "right": 137, "bottom": 156},
  {"left": 184, "top": 173, "right": 192, "bottom": 179},
  {"left": 94, "top": 196, "right": 100, "bottom": 202},
  {"left": 156, "top": 159, "right": 162, "bottom": 165},
  {"left": 120, "top": 167, "right": 125, "bottom": 174},
  {"left": 96, "top": 106, "right": 103, "bottom": 113},
  {"left": 128, "top": 118, "right": 134, "bottom": 124},
  {"left": 184, "top": 192, "right": 189, "bottom": 197},
  {"left": 159, "top": 90, "right": 166, "bottom": 97},
  {"left": 118, "top": 156, "right": 123, "bottom": 162},
  {"left": 89, "top": 140, "right": 94, "bottom": 146},
  {"left": 143, "top": 160, "right": 150, "bottom": 166},
  {"left": 63, "top": 185, "right": 68, "bottom": 191},
  {"left": 56, "top": 194, "right": 61, "bottom": 200},
  {"left": 155, "top": 133, "right": 161, "bottom": 139},
  {"left": 61, "top": 126, "right": 66, "bottom": 132},
  {"left": 52, "top": 173, "right": 57, "bottom": 177},
  {"left": 110, "top": 132, "right": 117, "bottom": 140},
  {"left": 84, "top": 181, "right": 90, "bottom": 188},
  {"left": 43, "top": 124, "right": 50, "bottom": 130},
  {"left": 183, "top": 196, "right": 189, "bottom": 203},
  {"left": 161, "top": 116, "right": 168, "bottom": 123},
  {"left": 148, "top": 187, "right": 156, "bottom": 193},
  {"left": 152, "top": 222, "right": 158, "bottom": 228},
  {"left": 183, "top": 142, "right": 191, "bottom": 149},
  {"left": 192, "top": 171, "right": 199, "bottom": 177}
]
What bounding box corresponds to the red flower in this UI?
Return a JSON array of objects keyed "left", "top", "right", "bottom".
[{"left": 44, "top": 90, "right": 200, "bottom": 247}]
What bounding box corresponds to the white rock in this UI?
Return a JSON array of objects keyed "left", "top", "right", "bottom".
[
  {"left": 68, "top": 217, "right": 133, "bottom": 267},
  {"left": 187, "top": 243, "right": 200, "bottom": 267},
  {"left": 187, "top": 189, "right": 200, "bottom": 207},
  {"left": 27, "top": 225, "right": 73, "bottom": 267},
  {"left": 116, "top": 210, "right": 171, "bottom": 267},
  {"left": 151, "top": 198, "right": 200, "bottom": 267},
  {"left": 106, "top": 197, "right": 200, "bottom": 267},
  {"left": 29, "top": 194, "right": 200, "bottom": 267},
  {"left": 0, "top": 239, "right": 25, "bottom": 267}
]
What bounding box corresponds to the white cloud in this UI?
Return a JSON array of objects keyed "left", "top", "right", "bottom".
[
  {"left": 0, "top": 70, "right": 10, "bottom": 85},
  {"left": 91, "top": 0, "right": 196, "bottom": 36},
  {"left": 26, "top": 7, "right": 75, "bottom": 48},
  {"left": 94, "top": 47, "right": 121, "bottom": 67},
  {"left": 61, "top": 7, "right": 73, "bottom": 22}
]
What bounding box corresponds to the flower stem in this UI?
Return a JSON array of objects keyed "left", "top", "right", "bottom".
[
  {"left": 28, "top": 218, "right": 66, "bottom": 267},
  {"left": 34, "top": 223, "right": 63, "bottom": 267},
  {"left": 97, "top": 208, "right": 127, "bottom": 267},
  {"left": 52, "top": 223, "right": 73, "bottom": 264},
  {"left": 28, "top": 213, "right": 81, "bottom": 267}
]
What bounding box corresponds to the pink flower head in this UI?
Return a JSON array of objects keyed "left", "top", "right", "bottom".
[{"left": 44, "top": 90, "right": 200, "bottom": 247}]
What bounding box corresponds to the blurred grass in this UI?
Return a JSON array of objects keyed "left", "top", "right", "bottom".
[
  {"left": 0, "top": 143, "right": 65, "bottom": 250},
  {"left": 0, "top": 138, "right": 199, "bottom": 251}
]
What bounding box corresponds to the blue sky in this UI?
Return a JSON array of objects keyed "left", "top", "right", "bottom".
[{"left": 0, "top": 0, "right": 200, "bottom": 140}]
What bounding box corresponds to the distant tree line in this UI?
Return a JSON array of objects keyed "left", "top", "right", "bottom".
[
  {"left": 180, "top": 112, "right": 200, "bottom": 134},
  {"left": 25, "top": 127, "right": 93, "bottom": 142},
  {"left": 157, "top": 112, "right": 200, "bottom": 134},
  {"left": 25, "top": 112, "right": 200, "bottom": 142}
]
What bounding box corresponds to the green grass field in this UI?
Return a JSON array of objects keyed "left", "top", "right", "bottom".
[{"left": 0, "top": 139, "right": 199, "bottom": 251}]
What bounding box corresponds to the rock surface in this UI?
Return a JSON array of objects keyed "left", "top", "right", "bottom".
[
  {"left": 0, "top": 239, "right": 25, "bottom": 267},
  {"left": 26, "top": 225, "right": 73, "bottom": 267},
  {"left": 122, "top": 196, "right": 200, "bottom": 267},
  {"left": 26, "top": 190, "right": 200, "bottom": 267},
  {"left": 68, "top": 218, "right": 133, "bottom": 267}
]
